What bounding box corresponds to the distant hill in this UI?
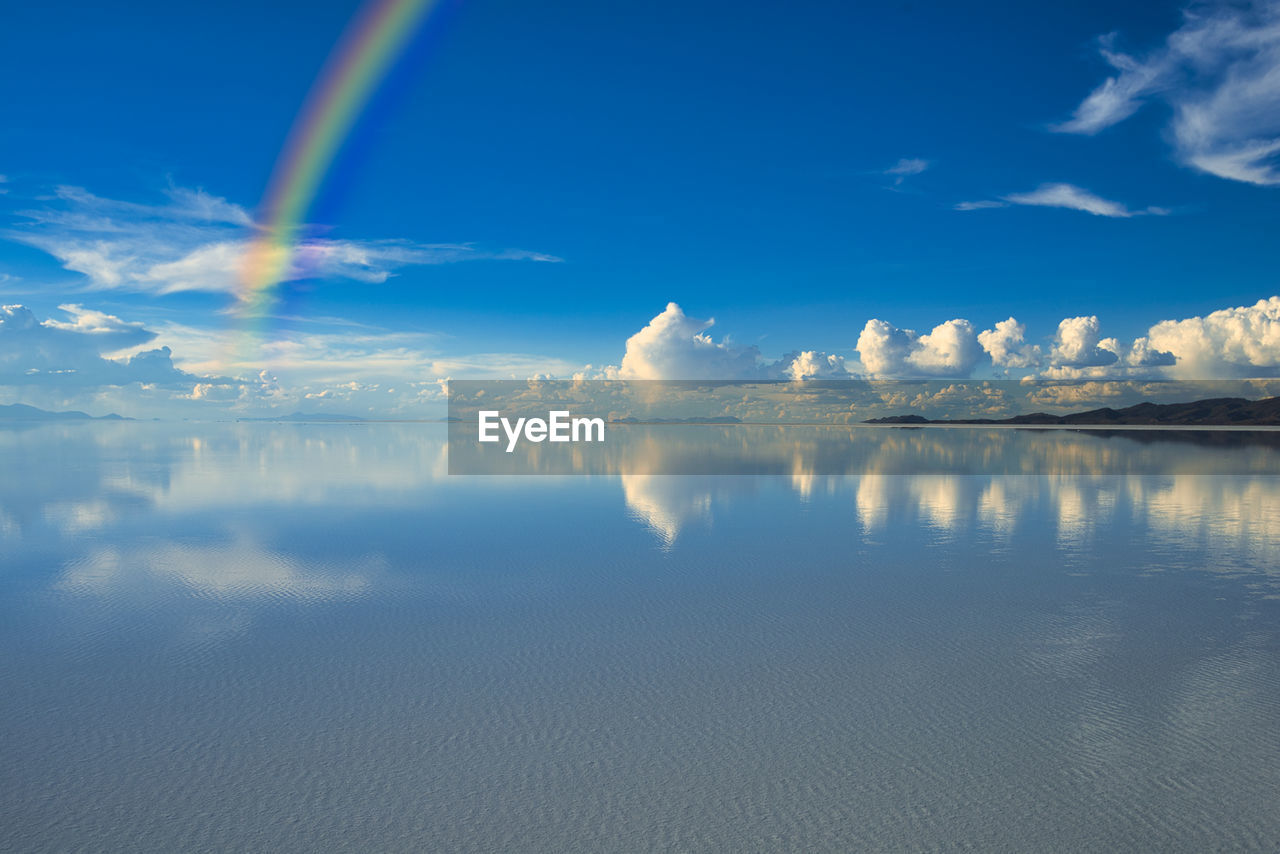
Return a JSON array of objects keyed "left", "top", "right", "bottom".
[
  {"left": 0, "top": 403, "right": 131, "bottom": 421},
  {"left": 866, "top": 396, "right": 1280, "bottom": 427}
]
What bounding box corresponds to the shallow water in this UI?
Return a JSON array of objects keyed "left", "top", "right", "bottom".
[{"left": 2, "top": 422, "right": 1279, "bottom": 852}]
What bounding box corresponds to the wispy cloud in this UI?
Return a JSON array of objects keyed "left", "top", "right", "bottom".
[
  {"left": 1003, "top": 183, "right": 1164, "bottom": 217},
  {"left": 1, "top": 299, "right": 589, "bottom": 417},
  {"left": 954, "top": 200, "right": 1008, "bottom": 211},
  {"left": 8, "top": 185, "right": 561, "bottom": 297},
  {"left": 1054, "top": 0, "right": 1280, "bottom": 186},
  {"left": 882, "top": 157, "right": 930, "bottom": 186},
  {"left": 957, "top": 183, "right": 1167, "bottom": 217},
  {"left": 886, "top": 157, "right": 929, "bottom": 176}
]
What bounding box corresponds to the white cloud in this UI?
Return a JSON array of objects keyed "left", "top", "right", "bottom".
[
  {"left": 959, "top": 183, "right": 1165, "bottom": 218},
  {"left": 1055, "top": 1, "right": 1280, "bottom": 186},
  {"left": 1040, "top": 315, "right": 1178, "bottom": 378},
  {"left": 617, "top": 302, "right": 765, "bottom": 380},
  {"left": 1053, "top": 32, "right": 1167, "bottom": 135},
  {"left": 779, "top": 350, "right": 850, "bottom": 381},
  {"left": 886, "top": 158, "right": 930, "bottom": 176},
  {"left": 126, "top": 238, "right": 553, "bottom": 296},
  {"left": 11, "top": 184, "right": 561, "bottom": 297},
  {"left": 611, "top": 299, "right": 1280, "bottom": 383},
  {"left": 1126, "top": 336, "right": 1179, "bottom": 368},
  {"left": 42, "top": 304, "right": 154, "bottom": 351},
  {"left": 910, "top": 319, "right": 982, "bottom": 375},
  {"left": 860, "top": 311, "right": 1185, "bottom": 380},
  {"left": 856, "top": 318, "right": 981, "bottom": 378},
  {"left": 883, "top": 157, "right": 930, "bottom": 186},
  {"left": 853, "top": 320, "right": 913, "bottom": 377},
  {"left": 0, "top": 303, "right": 208, "bottom": 388},
  {"left": 44, "top": 185, "right": 254, "bottom": 227},
  {"left": 954, "top": 200, "right": 1008, "bottom": 211},
  {"left": 1146, "top": 296, "right": 1280, "bottom": 376},
  {"left": 1005, "top": 183, "right": 1137, "bottom": 217},
  {"left": 978, "top": 317, "right": 1042, "bottom": 370},
  {"left": 609, "top": 304, "right": 853, "bottom": 381},
  {"left": 9, "top": 294, "right": 1280, "bottom": 418},
  {"left": 1050, "top": 315, "right": 1121, "bottom": 367}
]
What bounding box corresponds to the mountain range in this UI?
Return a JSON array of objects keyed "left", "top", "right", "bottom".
[
  {"left": 866, "top": 396, "right": 1280, "bottom": 426},
  {"left": 0, "top": 403, "right": 129, "bottom": 421}
]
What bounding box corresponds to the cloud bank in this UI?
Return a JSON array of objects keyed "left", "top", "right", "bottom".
[
  {"left": 4, "top": 298, "right": 1280, "bottom": 417},
  {"left": 610, "top": 298, "right": 1280, "bottom": 383},
  {"left": 0, "top": 304, "right": 203, "bottom": 388}
]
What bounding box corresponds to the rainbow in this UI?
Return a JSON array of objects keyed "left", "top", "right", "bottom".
[{"left": 236, "top": 0, "right": 439, "bottom": 322}]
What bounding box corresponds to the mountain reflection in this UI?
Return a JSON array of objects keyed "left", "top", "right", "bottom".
[{"left": 452, "top": 422, "right": 1280, "bottom": 476}]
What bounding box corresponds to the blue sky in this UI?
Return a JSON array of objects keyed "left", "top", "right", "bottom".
[{"left": 2, "top": 0, "right": 1280, "bottom": 415}]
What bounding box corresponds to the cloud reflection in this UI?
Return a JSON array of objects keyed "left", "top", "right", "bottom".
[
  {"left": 57, "top": 539, "right": 373, "bottom": 601},
  {"left": 4, "top": 421, "right": 1277, "bottom": 594}
]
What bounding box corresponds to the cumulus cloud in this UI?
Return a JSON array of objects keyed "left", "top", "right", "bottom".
[
  {"left": 910, "top": 319, "right": 982, "bottom": 374},
  {"left": 609, "top": 304, "right": 855, "bottom": 381},
  {"left": 856, "top": 318, "right": 981, "bottom": 378},
  {"left": 1054, "top": 1, "right": 1280, "bottom": 186},
  {"left": 1050, "top": 316, "right": 1121, "bottom": 368},
  {"left": 0, "top": 304, "right": 210, "bottom": 388},
  {"left": 1126, "top": 336, "right": 1179, "bottom": 368},
  {"left": 958, "top": 183, "right": 1166, "bottom": 217},
  {"left": 778, "top": 350, "right": 850, "bottom": 381},
  {"left": 854, "top": 320, "right": 913, "bottom": 377},
  {"left": 856, "top": 311, "right": 1188, "bottom": 380},
  {"left": 617, "top": 302, "right": 766, "bottom": 379},
  {"left": 9, "top": 184, "right": 561, "bottom": 297},
  {"left": 978, "top": 317, "right": 1043, "bottom": 370},
  {"left": 1146, "top": 296, "right": 1280, "bottom": 375},
  {"left": 1038, "top": 315, "right": 1179, "bottom": 378}
]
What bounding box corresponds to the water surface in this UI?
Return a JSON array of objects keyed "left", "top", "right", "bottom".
[{"left": 2, "top": 422, "right": 1279, "bottom": 851}]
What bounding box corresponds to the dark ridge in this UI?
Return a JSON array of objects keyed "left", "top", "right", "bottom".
[
  {"left": 865, "top": 396, "right": 1280, "bottom": 426},
  {"left": 0, "top": 403, "right": 131, "bottom": 421},
  {"left": 863, "top": 414, "right": 930, "bottom": 424}
]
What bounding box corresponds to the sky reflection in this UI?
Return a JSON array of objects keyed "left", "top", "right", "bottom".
[{"left": 2, "top": 422, "right": 1277, "bottom": 590}]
